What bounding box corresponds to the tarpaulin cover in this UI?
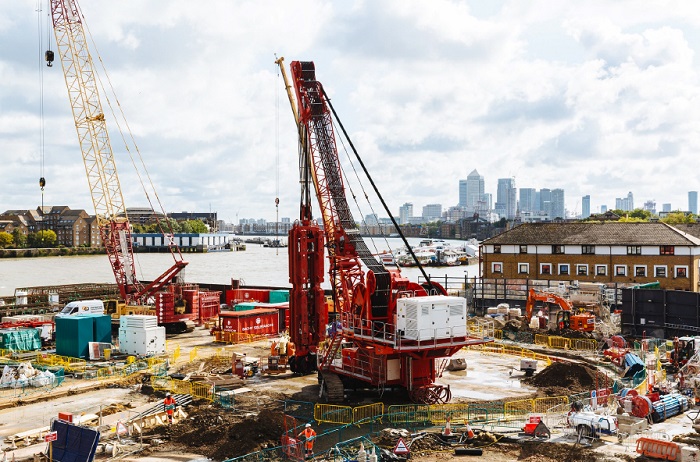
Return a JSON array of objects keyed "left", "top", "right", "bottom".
[
  {"left": 623, "top": 353, "right": 645, "bottom": 378},
  {"left": 0, "top": 328, "right": 42, "bottom": 351},
  {"left": 49, "top": 419, "right": 100, "bottom": 462}
]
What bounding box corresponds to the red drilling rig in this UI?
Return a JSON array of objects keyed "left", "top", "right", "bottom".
[{"left": 277, "top": 58, "right": 492, "bottom": 403}]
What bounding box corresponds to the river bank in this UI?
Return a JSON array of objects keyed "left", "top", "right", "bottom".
[{"left": 0, "top": 247, "right": 104, "bottom": 258}]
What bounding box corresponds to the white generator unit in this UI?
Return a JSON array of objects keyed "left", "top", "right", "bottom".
[
  {"left": 396, "top": 295, "right": 467, "bottom": 341},
  {"left": 118, "top": 315, "right": 165, "bottom": 356}
]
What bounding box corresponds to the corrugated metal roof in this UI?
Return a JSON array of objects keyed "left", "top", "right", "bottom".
[{"left": 482, "top": 222, "right": 700, "bottom": 246}]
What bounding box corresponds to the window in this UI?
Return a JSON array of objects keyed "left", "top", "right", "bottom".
[
  {"left": 540, "top": 263, "right": 552, "bottom": 275},
  {"left": 519, "top": 245, "right": 528, "bottom": 254},
  {"left": 675, "top": 266, "right": 688, "bottom": 278},
  {"left": 577, "top": 264, "right": 588, "bottom": 276},
  {"left": 627, "top": 246, "right": 642, "bottom": 255},
  {"left": 582, "top": 245, "right": 595, "bottom": 255},
  {"left": 558, "top": 264, "right": 570, "bottom": 276},
  {"left": 492, "top": 262, "right": 503, "bottom": 274},
  {"left": 552, "top": 245, "right": 564, "bottom": 254},
  {"left": 660, "top": 246, "right": 675, "bottom": 255},
  {"left": 493, "top": 245, "right": 501, "bottom": 254},
  {"left": 615, "top": 265, "right": 627, "bottom": 277},
  {"left": 635, "top": 265, "right": 647, "bottom": 277},
  {"left": 596, "top": 265, "right": 607, "bottom": 276},
  {"left": 518, "top": 263, "right": 529, "bottom": 274},
  {"left": 654, "top": 266, "right": 667, "bottom": 278}
]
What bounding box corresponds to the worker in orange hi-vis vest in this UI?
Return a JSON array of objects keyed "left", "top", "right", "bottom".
[
  {"left": 164, "top": 392, "right": 176, "bottom": 425},
  {"left": 297, "top": 423, "right": 316, "bottom": 459}
]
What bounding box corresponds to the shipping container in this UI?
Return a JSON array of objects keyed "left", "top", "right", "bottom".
[
  {"left": 225, "top": 288, "right": 270, "bottom": 306},
  {"left": 198, "top": 290, "right": 221, "bottom": 324},
  {"left": 218, "top": 308, "right": 279, "bottom": 336},
  {"left": 269, "top": 289, "right": 290, "bottom": 304}
]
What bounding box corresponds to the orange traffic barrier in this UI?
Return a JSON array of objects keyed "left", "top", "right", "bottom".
[{"left": 636, "top": 437, "right": 680, "bottom": 461}]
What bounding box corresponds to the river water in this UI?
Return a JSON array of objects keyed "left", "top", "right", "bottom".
[{"left": 0, "top": 237, "right": 478, "bottom": 297}]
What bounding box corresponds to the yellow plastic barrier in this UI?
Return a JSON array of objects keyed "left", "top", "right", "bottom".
[
  {"left": 547, "top": 336, "right": 570, "bottom": 350},
  {"left": 387, "top": 404, "right": 430, "bottom": 424},
  {"left": 504, "top": 398, "right": 533, "bottom": 417},
  {"left": 428, "top": 403, "right": 471, "bottom": 424},
  {"left": 352, "top": 403, "right": 384, "bottom": 424},
  {"left": 191, "top": 381, "right": 215, "bottom": 401},
  {"left": 35, "top": 353, "right": 87, "bottom": 372},
  {"left": 571, "top": 338, "right": 598, "bottom": 351},
  {"left": 494, "top": 330, "right": 503, "bottom": 340},
  {"left": 534, "top": 334, "right": 549, "bottom": 346},
  {"left": 314, "top": 404, "right": 353, "bottom": 425}
]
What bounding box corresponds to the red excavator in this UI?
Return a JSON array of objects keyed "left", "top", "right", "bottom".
[
  {"left": 277, "top": 58, "right": 492, "bottom": 403},
  {"left": 525, "top": 289, "right": 595, "bottom": 333}
]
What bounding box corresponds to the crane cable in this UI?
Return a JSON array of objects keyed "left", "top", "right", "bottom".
[
  {"left": 275, "top": 56, "right": 280, "bottom": 256},
  {"left": 77, "top": 4, "right": 184, "bottom": 269},
  {"left": 37, "top": 0, "right": 48, "bottom": 206}
]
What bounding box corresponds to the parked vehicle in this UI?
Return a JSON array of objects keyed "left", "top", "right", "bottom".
[{"left": 55, "top": 300, "right": 105, "bottom": 317}]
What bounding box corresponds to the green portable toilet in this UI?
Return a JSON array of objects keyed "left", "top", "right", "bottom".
[
  {"left": 56, "top": 316, "right": 93, "bottom": 358},
  {"left": 269, "top": 290, "right": 290, "bottom": 303},
  {"left": 90, "top": 314, "right": 112, "bottom": 344}
]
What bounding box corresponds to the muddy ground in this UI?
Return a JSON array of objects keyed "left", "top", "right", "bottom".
[{"left": 133, "top": 360, "right": 640, "bottom": 461}]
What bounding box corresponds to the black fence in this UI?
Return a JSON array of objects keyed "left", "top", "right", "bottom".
[{"left": 621, "top": 288, "right": 700, "bottom": 338}]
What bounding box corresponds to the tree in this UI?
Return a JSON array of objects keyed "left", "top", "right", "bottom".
[
  {"left": 0, "top": 231, "right": 13, "bottom": 249},
  {"left": 629, "top": 208, "right": 651, "bottom": 221},
  {"left": 11, "top": 229, "right": 27, "bottom": 248},
  {"left": 185, "top": 219, "right": 209, "bottom": 234},
  {"left": 28, "top": 230, "right": 57, "bottom": 247},
  {"left": 661, "top": 212, "right": 696, "bottom": 224}
]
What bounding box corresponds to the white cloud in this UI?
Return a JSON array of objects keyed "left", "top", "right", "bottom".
[{"left": 1, "top": 0, "right": 700, "bottom": 223}]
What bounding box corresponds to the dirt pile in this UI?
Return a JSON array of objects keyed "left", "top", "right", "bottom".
[
  {"left": 526, "top": 361, "right": 600, "bottom": 396},
  {"left": 146, "top": 405, "right": 286, "bottom": 461}
]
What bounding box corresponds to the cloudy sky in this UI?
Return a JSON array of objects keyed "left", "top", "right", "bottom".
[{"left": 1, "top": 1, "right": 700, "bottom": 225}]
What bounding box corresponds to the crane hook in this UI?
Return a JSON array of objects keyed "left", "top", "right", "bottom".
[
  {"left": 39, "top": 177, "right": 46, "bottom": 191},
  {"left": 45, "top": 50, "right": 54, "bottom": 67}
]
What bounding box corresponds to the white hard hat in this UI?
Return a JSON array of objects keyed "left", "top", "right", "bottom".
[{"left": 305, "top": 423, "right": 311, "bottom": 427}]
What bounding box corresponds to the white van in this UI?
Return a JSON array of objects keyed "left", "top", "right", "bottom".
[{"left": 55, "top": 300, "right": 105, "bottom": 317}]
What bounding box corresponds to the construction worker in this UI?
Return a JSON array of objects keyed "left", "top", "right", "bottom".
[
  {"left": 297, "top": 423, "right": 316, "bottom": 459},
  {"left": 164, "top": 392, "right": 176, "bottom": 425}
]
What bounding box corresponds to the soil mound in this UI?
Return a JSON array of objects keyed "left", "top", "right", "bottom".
[{"left": 526, "top": 361, "right": 600, "bottom": 396}]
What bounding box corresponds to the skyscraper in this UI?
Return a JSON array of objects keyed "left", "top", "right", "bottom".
[
  {"left": 399, "top": 203, "right": 413, "bottom": 224},
  {"left": 496, "top": 178, "right": 517, "bottom": 220},
  {"left": 458, "top": 180, "right": 468, "bottom": 207},
  {"left": 551, "top": 189, "right": 565, "bottom": 219},
  {"left": 539, "top": 188, "right": 552, "bottom": 217},
  {"left": 689, "top": 191, "right": 698, "bottom": 215},
  {"left": 519, "top": 188, "right": 537, "bottom": 213},
  {"left": 615, "top": 192, "right": 634, "bottom": 211},
  {"left": 422, "top": 204, "right": 442, "bottom": 221},
  {"left": 582, "top": 195, "right": 591, "bottom": 219},
  {"left": 464, "top": 170, "right": 484, "bottom": 213}
]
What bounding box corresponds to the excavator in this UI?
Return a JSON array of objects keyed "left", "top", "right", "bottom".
[
  {"left": 525, "top": 288, "right": 595, "bottom": 333},
  {"left": 277, "top": 58, "right": 493, "bottom": 404},
  {"left": 47, "top": 0, "right": 217, "bottom": 332}
]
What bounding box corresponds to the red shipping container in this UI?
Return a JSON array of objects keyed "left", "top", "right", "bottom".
[
  {"left": 219, "top": 308, "right": 279, "bottom": 335},
  {"left": 183, "top": 290, "right": 200, "bottom": 320},
  {"left": 225, "top": 289, "right": 270, "bottom": 305}
]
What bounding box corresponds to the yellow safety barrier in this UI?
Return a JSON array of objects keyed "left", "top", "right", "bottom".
[
  {"left": 428, "top": 403, "right": 471, "bottom": 424},
  {"left": 387, "top": 404, "right": 430, "bottom": 424},
  {"left": 534, "top": 334, "right": 549, "bottom": 346},
  {"left": 213, "top": 331, "right": 267, "bottom": 344},
  {"left": 314, "top": 404, "right": 353, "bottom": 425},
  {"left": 35, "top": 353, "right": 87, "bottom": 372},
  {"left": 534, "top": 396, "right": 568, "bottom": 413},
  {"left": 189, "top": 346, "right": 199, "bottom": 362},
  {"left": 494, "top": 330, "right": 503, "bottom": 340},
  {"left": 635, "top": 378, "right": 648, "bottom": 395},
  {"left": 547, "top": 336, "right": 570, "bottom": 350},
  {"left": 504, "top": 398, "right": 533, "bottom": 417},
  {"left": 171, "top": 345, "right": 181, "bottom": 363},
  {"left": 571, "top": 338, "right": 598, "bottom": 351},
  {"left": 352, "top": 403, "right": 384, "bottom": 424},
  {"left": 468, "top": 343, "right": 551, "bottom": 366},
  {"left": 191, "top": 381, "right": 215, "bottom": 401}
]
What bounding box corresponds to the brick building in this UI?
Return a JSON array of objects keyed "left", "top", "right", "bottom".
[{"left": 481, "top": 222, "right": 700, "bottom": 291}]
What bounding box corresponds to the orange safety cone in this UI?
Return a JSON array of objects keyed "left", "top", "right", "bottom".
[
  {"left": 443, "top": 416, "right": 453, "bottom": 436},
  {"left": 465, "top": 420, "right": 475, "bottom": 439}
]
